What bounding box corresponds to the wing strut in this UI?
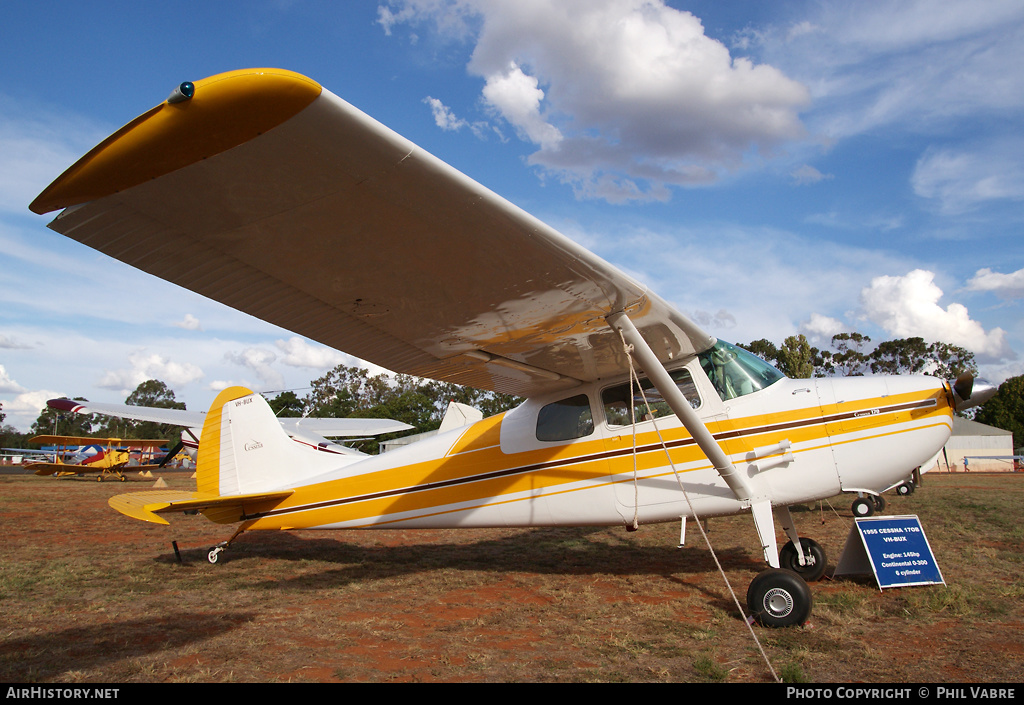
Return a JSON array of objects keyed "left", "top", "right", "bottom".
[{"left": 605, "top": 312, "right": 780, "bottom": 567}]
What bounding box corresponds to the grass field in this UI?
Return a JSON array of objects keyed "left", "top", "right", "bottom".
[{"left": 1, "top": 471, "right": 1022, "bottom": 683}]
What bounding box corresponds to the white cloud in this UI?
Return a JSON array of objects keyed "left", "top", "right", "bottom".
[
  {"left": 2, "top": 389, "right": 62, "bottom": 430},
  {"left": 0, "top": 364, "right": 27, "bottom": 394},
  {"left": 98, "top": 352, "right": 204, "bottom": 394},
  {"left": 383, "top": 0, "right": 810, "bottom": 201},
  {"left": 424, "top": 96, "right": 468, "bottom": 131},
  {"left": 481, "top": 62, "right": 563, "bottom": 151},
  {"left": 858, "top": 269, "right": 1012, "bottom": 361},
  {"left": 799, "top": 313, "right": 845, "bottom": 345},
  {"left": 224, "top": 347, "right": 284, "bottom": 390},
  {"left": 966, "top": 267, "right": 1024, "bottom": 300},
  {"left": 0, "top": 334, "right": 32, "bottom": 350},
  {"left": 791, "top": 164, "right": 833, "bottom": 185},
  {"left": 911, "top": 142, "right": 1024, "bottom": 214},
  {"left": 747, "top": 1, "right": 1024, "bottom": 139},
  {"left": 274, "top": 337, "right": 347, "bottom": 369},
  {"left": 173, "top": 314, "right": 202, "bottom": 331}
]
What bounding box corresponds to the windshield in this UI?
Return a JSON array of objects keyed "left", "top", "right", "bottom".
[{"left": 698, "top": 340, "right": 785, "bottom": 401}]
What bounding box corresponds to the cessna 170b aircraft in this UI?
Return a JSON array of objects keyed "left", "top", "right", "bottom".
[{"left": 29, "top": 69, "right": 995, "bottom": 627}]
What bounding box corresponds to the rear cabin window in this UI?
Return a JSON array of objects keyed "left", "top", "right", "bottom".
[
  {"left": 602, "top": 368, "right": 701, "bottom": 427},
  {"left": 536, "top": 394, "right": 594, "bottom": 442}
]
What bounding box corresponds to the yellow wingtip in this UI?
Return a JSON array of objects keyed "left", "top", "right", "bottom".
[{"left": 30, "top": 69, "right": 322, "bottom": 214}]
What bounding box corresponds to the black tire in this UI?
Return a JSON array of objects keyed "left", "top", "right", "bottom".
[
  {"left": 871, "top": 494, "right": 886, "bottom": 512},
  {"left": 779, "top": 538, "right": 827, "bottom": 582},
  {"left": 896, "top": 482, "right": 914, "bottom": 496},
  {"left": 851, "top": 497, "right": 874, "bottom": 517},
  {"left": 746, "top": 569, "right": 813, "bottom": 628}
]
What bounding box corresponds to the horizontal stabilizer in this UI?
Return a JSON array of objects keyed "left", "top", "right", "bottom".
[{"left": 108, "top": 489, "right": 293, "bottom": 525}]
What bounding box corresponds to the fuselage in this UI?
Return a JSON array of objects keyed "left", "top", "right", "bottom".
[{"left": 235, "top": 344, "right": 954, "bottom": 532}]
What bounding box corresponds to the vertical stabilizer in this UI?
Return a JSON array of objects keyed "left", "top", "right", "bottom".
[{"left": 196, "top": 386, "right": 343, "bottom": 496}]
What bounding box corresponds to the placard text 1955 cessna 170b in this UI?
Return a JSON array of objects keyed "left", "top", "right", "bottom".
[{"left": 30, "top": 69, "right": 995, "bottom": 627}]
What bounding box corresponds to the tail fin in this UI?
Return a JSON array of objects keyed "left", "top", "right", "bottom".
[{"left": 197, "top": 387, "right": 342, "bottom": 496}]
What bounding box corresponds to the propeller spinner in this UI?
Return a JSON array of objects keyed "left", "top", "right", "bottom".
[{"left": 951, "top": 372, "right": 997, "bottom": 411}]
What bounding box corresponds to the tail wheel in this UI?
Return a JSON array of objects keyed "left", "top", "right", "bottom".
[
  {"left": 779, "top": 538, "right": 827, "bottom": 582},
  {"left": 746, "top": 569, "right": 813, "bottom": 628}
]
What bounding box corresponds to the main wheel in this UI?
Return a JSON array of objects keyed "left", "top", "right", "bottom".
[
  {"left": 872, "top": 494, "right": 886, "bottom": 512},
  {"left": 746, "top": 569, "right": 813, "bottom": 628},
  {"left": 779, "top": 538, "right": 827, "bottom": 582},
  {"left": 851, "top": 497, "right": 874, "bottom": 517},
  {"left": 896, "top": 482, "right": 914, "bottom": 496}
]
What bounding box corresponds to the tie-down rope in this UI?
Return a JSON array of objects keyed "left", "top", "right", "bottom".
[{"left": 618, "top": 332, "right": 779, "bottom": 682}]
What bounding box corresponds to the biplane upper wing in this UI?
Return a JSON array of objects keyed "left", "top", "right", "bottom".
[
  {"left": 46, "top": 398, "right": 413, "bottom": 438},
  {"left": 31, "top": 69, "right": 714, "bottom": 397}
]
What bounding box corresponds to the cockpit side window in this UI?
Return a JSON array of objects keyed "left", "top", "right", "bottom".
[
  {"left": 602, "top": 368, "right": 701, "bottom": 428},
  {"left": 698, "top": 340, "right": 785, "bottom": 401},
  {"left": 536, "top": 394, "right": 594, "bottom": 442}
]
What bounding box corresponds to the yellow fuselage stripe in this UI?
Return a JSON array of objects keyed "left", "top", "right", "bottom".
[{"left": 232, "top": 388, "right": 950, "bottom": 529}]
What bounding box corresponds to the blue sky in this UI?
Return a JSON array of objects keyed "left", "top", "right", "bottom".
[{"left": 2, "top": 1, "right": 1023, "bottom": 431}]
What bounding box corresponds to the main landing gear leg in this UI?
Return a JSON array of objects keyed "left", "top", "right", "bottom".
[
  {"left": 207, "top": 524, "right": 249, "bottom": 565},
  {"left": 746, "top": 502, "right": 816, "bottom": 627}
]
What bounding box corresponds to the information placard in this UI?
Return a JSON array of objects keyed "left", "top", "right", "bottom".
[{"left": 834, "top": 515, "right": 944, "bottom": 589}]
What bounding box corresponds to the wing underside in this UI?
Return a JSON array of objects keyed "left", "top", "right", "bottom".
[{"left": 34, "top": 69, "right": 713, "bottom": 397}]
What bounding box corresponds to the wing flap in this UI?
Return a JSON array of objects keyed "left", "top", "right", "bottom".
[{"left": 108, "top": 489, "right": 294, "bottom": 525}]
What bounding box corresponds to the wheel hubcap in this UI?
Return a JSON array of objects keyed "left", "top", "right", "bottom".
[{"left": 764, "top": 588, "right": 794, "bottom": 617}]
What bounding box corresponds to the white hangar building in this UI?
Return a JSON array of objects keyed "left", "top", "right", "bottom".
[{"left": 930, "top": 417, "right": 1016, "bottom": 473}]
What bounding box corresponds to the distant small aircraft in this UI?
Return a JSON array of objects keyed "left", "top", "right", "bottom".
[
  {"left": 26, "top": 435, "right": 168, "bottom": 481},
  {"left": 31, "top": 68, "right": 997, "bottom": 627}
]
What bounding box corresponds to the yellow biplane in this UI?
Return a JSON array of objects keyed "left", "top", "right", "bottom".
[{"left": 26, "top": 435, "right": 168, "bottom": 482}]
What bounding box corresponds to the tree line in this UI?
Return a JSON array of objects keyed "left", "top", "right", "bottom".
[
  {"left": 2, "top": 368, "right": 521, "bottom": 455},
  {"left": 738, "top": 332, "right": 977, "bottom": 380}
]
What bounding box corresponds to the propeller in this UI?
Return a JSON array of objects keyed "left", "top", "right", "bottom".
[{"left": 950, "top": 372, "right": 998, "bottom": 411}]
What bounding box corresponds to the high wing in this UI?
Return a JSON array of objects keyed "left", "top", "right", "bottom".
[
  {"left": 31, "top": 68, "right": 714, "bottom": 398},
  {"left": 48, "top": 398, "right": 207, "bottom": 428},
  {"left": 46, "top": 398, "right": 413, "bottom": 438}
]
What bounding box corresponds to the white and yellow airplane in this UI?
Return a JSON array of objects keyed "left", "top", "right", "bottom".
[{"left": 30, "top": 69, "right": 995, "bottom": 627}]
